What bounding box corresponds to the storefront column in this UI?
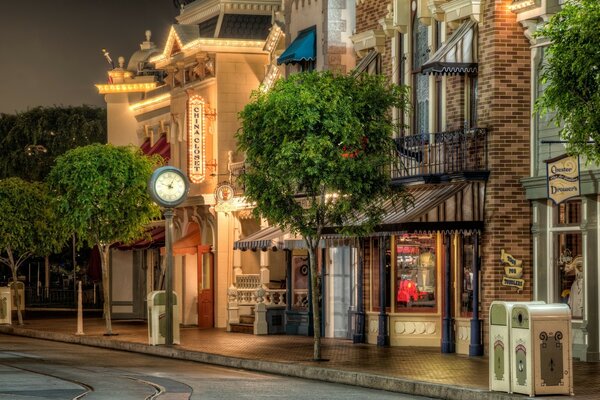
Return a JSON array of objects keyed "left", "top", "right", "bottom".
[
  {"left": 320, "top": 247, "right": 326, "bottom": 337},
  {"left": 307, "top": 255, "right": 314, "bottom": 336},
  {"left": 469, "top": 232, "right": 483, "bottom": 356},
  {"left": 285, "top": 250, "right": 292, "bottom": 313},
  {"left": 353, "top": 240, "right": 365, "bottom": 343},
  {"left": 442, "top": 233, "right": 455, "bottom": 353},
  {"left": 377, "top": 236, "right": 389, "bottom": 347}
]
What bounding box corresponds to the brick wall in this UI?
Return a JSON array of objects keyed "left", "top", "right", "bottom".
[
  {"left": 478, "top": 1, "right": 533, "bottom": 353},
  {"left": 355, "top": 0, "right": 393, "bottom": 77},
  {"left": 445, "top": 75, "right": 464, "bottom": 130}
]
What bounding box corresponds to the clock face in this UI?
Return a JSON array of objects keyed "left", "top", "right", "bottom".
[{"left": 149, "top": 167, "right": 189, "bottom": 207}]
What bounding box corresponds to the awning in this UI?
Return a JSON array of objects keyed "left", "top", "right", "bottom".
[
  {"left": 141, "top": 134, "right": 171, "bottom": 161},
  {"left": 114, "top": 226, "right": 165, "bottom": 251},
  {"left": 323, "top": 182, "right": 479, "bottom": 236},
  {"left": 277, "top": 27, "right": 316, "bottom": 65},
  {"left": 422, "top": 20, "right": 477, "bottom": 76},
  {"left": 352, "top": 49, "right": 379, "bottom": 76},
  {"left": 233, "top": 226, "right": 305, "bottom": 251},
  {"left": 160, "top": 223, "right": 202, "bottom": 256}
]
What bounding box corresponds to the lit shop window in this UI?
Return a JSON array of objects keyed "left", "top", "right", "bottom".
[
  {"left": 552, "top": 199, "right": 583, "bottom": 319},
  {"left": 395, "top": 234, "right": 436, "bottom": 310},
  {"left": 460, "top": 234, "right": 475, "bottom": 316}
]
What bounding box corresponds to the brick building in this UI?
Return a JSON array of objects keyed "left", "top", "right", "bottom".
[{"left": 348, "top": 0, "right": 533, "bottom": 355}]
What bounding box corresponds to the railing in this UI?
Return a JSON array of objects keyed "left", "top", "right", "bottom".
[
  {"left": 25, "top": 286, "right": 103, "bottom": 309},
  {"left": 392, "top": 128, "right": 488, "bottom": 179},
  {"left": 228, "top": 274, "right": 287, "bottom": 307}
]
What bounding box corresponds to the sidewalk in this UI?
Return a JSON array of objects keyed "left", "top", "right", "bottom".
[{"left": 0, "top": 314, "right": 598, "bottom": 400}]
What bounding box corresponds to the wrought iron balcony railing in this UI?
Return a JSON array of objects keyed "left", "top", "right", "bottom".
[{"left": 392, "top": 128, "right": 488, "bottom": 181}]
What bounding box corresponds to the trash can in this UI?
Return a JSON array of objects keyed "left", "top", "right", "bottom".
[
  {"left": 9, "top": 281, "right": 24, "bottom": 311},
  {"left": 510, "top": 303, "right": 573, "bottom": 396},
  {"left": 0, "top": 287, "right": 11, "bottom": 324},
  {"left": 489, "top": 301, "right": 544, "bottom": 393},
  {"left": 147, "top": 290, "right": 180, "bottom": 346}
]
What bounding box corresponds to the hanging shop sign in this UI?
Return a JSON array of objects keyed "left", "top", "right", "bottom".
[
  {"left": 187, "top": 95, "right": 206, "bottom": 183},
  {"left": 214, "top": 182, "right": 236, "bottom": 213},
  {"left": 500, "top": 249, "right": 524, "bottom": 290},
  {"left": 546, "top": 154, "right": 580, "bottom": 205}
]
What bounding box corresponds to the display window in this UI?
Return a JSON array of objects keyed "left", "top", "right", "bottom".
[
  {"left": 552, "top": 199, "right": 583, "bottom": 319},
  {"left": 460, "top": 235, "right": 474, "bottom": 316},
  {"left": 394, "top": 234, "right": 437, "bottom": 311}
]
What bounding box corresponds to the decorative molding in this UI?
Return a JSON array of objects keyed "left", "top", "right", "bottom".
[
  {"left": 95, "top": 82, "right": 157, "bottom": 94},
  {"left": 428, "top": 0, "right": 447, "bottom": 22},
  {"left": 394, "top": 321, "right": 437, "bottom": 335},
  {"left": 379, "top": 4, "right": 395, "bottom": 37},
  {"left": 393, "top": 0, "right": 411, "bottom": 34},
  {"left": 350, "top": 29, "right": 387, "bottom": 57},
  {"left": 441, "top": 0, "right": 481, "bottom": 29}
]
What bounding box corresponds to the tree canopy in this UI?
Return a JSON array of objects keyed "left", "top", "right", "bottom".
[
  {"left": 47, "top": 144, "right": 161, "bottom": 333},
  {"left": 237, "top": 70, "right": 410, "bottom": 359},
  {"left": 0, "top": 177, "right": 67, "bottom": 324},
  {"left": 535, "top": 0, "right": 600, "bottom": 162},
  {"left": 0, "top": 106, "right": 107, "bottom": 181}
]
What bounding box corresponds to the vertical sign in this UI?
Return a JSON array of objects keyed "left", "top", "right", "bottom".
[
  {"left": 546, "top": 154, "right": 580, "bottom": 205},
  {"left": 188, "top": 95, "right": 205, "bottom": 183}
]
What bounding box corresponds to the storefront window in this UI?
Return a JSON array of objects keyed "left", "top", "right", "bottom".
[
  {"left": 395, "top": 234, "right": 436, "bottom": 310},
  {"left": 552, "top": 199, "right": 583, "bottom": 319},
  {"left": 460, "top": 235, "right": 474, "bottom": 316}
]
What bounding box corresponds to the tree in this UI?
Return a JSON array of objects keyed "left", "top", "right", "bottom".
[
  {"left": 47, "top": 144, "right": 161, "bottom": 334},
  {"left": 535, "top": 0, "right": 600, "bottom": 162},
  {"left": 0, "top": 178, "right": 67, "bottom": 324},
  {"left": 237, "top": 71, "right": 410, "bottom": 360},
  {"left": 0, "top": 106, "right": 107, "bottom": 181}
]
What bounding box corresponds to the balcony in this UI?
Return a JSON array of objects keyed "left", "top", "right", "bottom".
[{"left": 392, "top": 127, "right": 489, "bottom": 183}]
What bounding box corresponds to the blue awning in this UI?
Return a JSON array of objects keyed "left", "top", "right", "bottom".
[{"left": 277, "top": 27, "right": 316, "bottom": 65}]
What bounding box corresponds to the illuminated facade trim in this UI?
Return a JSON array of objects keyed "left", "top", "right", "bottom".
[
  {"left": 151, "top": 38, "right": 265, "bottom": 63},
  {"left": 129, "top": 93, "right": 171, "bottom": 112},
  {"left": 95, "top": 82, "right": 158, "bottom": 94},
  {"left": 187, "top": 95, "right": 206, "bottom": 183}
]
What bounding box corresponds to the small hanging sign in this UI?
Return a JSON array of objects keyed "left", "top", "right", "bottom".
[
  {"left": 500, "top": 249, "right": 524, "bottom": 290},
  {"left": 546, "top": 154, "right": 580, "bottom": 205}
]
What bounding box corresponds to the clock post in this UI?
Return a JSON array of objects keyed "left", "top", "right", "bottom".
[
  {"left": 164, "top": 207, "right": 175, "bottom": 345},
  {"left": 148, "top": 166, "right": 189, "bottom": 346}
]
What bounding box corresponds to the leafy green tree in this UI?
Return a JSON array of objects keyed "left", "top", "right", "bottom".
[
  {"left": 0, "top": 106, "right": 106, "bottom": 181},
  {"left": 0, "top": 178, "right": 67, "bottom": 324},
  {"left": 47, "top": 144, "right": 161, "bottom": 334},
  {"left": 238, "top": 71, "right": 410, "bottom": 360},
  {"left": 535, "top": 0, "right": 600, "bottom": 162}
]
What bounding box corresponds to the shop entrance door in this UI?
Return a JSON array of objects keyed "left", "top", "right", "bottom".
[{"left": 197, "top": 246, "right": 214, "bottom": 329}]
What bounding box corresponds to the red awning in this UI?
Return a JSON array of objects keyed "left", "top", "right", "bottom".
[
  {"left": 141, "top": 135, "right": 171, "bottom": 161},
  {"left": 114, "top": 226, "right": 166, "bottom": 251},
  {"left": 160, "top": 223, "right": 204, "bottom": 256}
]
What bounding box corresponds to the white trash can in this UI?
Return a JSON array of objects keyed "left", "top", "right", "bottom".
[
  {"left": 0, "top": 287, "right": 11, "bottom": 324},
  {"left": 489, "top": 301, "right": 544, "bottom": 393},
  {"left": 510, "top": 303, "right": 573, "bottom": 396},
  {"left": 9, "top": 281, "right": 24, "bottom": 311},
  {"left": 147, "top": 290, "right": 180, "bottom": 346}
]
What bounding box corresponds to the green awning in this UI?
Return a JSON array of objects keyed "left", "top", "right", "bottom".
[{"left": 277, "top": 27, "right": 316, "bottom": 65}]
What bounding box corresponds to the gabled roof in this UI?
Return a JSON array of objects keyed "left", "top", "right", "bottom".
[{"left": 162, "top": 24, "right": 200, "bottom": 58}]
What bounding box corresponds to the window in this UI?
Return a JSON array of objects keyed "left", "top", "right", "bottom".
[
  {"left": 412, "top": 16, "right": 429, "bottom": 135},
  {"left": 552, "top": 199, "right": 583, "bottom": 319},
  {"left": 460, "top": 234, "right": 475, "bottom": 316},
  {"left": 394, "top": 234, "right": 436, "bottom": 311}
]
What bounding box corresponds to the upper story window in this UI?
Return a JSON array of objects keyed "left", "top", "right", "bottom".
[{"left": 412, "top": 16, "right": 429, "bottom": 135}]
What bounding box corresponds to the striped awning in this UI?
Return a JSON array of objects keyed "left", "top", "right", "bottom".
[
  {"left": 233, "top": 226, "right": 305, "bottom": 251},
  {"left": 422, "top": 20, "right": 478, "bottom": 76},
  {"left": 323, "top": 181, "right": 479, "bottom": 237}
]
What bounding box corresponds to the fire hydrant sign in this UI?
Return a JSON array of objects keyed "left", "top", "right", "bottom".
[{"left": 546, "top": 154, "right": 580, "bottom": 205}]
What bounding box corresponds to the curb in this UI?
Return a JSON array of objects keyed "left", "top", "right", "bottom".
[{"left": 0, "top": 325, "right": 524, "bottom": 400}]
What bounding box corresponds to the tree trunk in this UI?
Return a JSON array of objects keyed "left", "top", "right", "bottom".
[
  {"left": 308, "top": 243, "right": 321, "bottom": 360},
  {"left": 44, "top": 255, "right": 50, "bottom": 298},
  {"left": 98, "top": 243, "right": 113, "bottom": 335},
  {"left": 7, "top": 249, "right": 23, "bottom": 325}
]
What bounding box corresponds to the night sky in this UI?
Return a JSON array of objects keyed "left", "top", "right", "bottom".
[{"left": 0, "top": 0, "right": 180, "bottom": 114}]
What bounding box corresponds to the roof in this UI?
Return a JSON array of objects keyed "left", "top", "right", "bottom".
[
  {"left": 218, "top": 14, "right": 272, "bottom": 40},
  {"left": 422, "top": 20, "right": 478, "bottom": 76}
]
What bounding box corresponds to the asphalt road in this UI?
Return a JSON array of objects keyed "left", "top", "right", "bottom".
[{"left": 0, "top": 334, "right": 434, "bottom": 400}]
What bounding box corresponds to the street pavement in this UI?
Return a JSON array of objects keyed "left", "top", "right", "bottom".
[{"left": 0, "top": 314, "right": 598, "bottom": 399}]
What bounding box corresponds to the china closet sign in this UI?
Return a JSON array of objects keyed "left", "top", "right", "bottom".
[
  {"left": 187, "top": 95, "right": 206, "bottom": 183},
  {"left": 546, "top": 154, "right": 580, "bottom": 205}
]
